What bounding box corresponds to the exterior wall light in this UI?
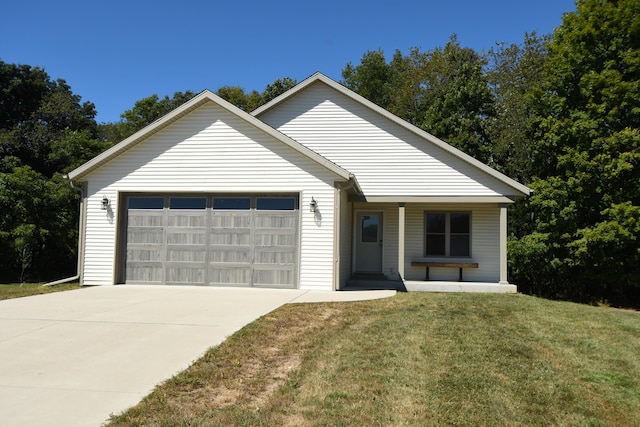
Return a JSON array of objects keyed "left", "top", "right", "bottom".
[
  {"left": 310, "top": 197, "right": 318, "bottom": 213},
  {"left": 101, "top": 195, "right": 110, "bottom": 210}
]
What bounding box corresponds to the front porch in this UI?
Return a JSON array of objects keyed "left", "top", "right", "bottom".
[{"left": 344, "top": 199, "right": 517, "bottom": 293}]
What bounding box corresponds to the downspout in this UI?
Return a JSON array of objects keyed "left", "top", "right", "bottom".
[
  {"left": 42, "top": 177, "right": 86, "bottom": 287},
  {"left": 332, "top": 178, "right": 359, "bottom": 291},
  {"left": 333, "top": 186, "right": 340, "bottom": 291}
]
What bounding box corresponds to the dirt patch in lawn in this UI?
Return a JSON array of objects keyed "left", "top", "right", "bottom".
[{"left": 108, "top": 303, "right": 347, "bottom": 426}]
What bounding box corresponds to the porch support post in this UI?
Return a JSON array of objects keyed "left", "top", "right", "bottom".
[
  {"left": 499, "top": 204, "right": 509, "bottom": 285},
  {"left": 398, "top": 203, "right": 405, "bottom": 280}
]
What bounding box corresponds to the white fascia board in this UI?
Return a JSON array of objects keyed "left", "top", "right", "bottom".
[
  {"left": 253, "top": 72, "right": 532, "bottom": 198},
  {"left": 353, "top": 195, "right": 517, "bottom": 204},
  {"left": 68, "top": 88, "right": 353, "bottom": 183}
]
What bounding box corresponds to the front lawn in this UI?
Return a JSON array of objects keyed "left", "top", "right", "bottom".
[
  {"left": 107, "top": 293, "right": 640, "bottom": 426},
  {"left": 0, "top": 282, "right": 81, "bottom": 300}
]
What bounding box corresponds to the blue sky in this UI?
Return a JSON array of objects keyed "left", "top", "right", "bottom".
[{"left": 2, "top": 0, "right": 576, "bottom": 123}]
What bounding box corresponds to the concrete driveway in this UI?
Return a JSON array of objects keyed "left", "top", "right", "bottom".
[{"left": 0, "top": 285, "right": 395, "bottom": 427}]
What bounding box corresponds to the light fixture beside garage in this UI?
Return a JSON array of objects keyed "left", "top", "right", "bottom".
[
  {"left": 310, "top": 197, "right": 318, "bottom": 213},
  {"left": 101, "top": 195, "right": 110, "bottom": 210}
]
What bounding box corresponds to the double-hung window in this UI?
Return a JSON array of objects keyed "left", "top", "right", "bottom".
[{"left": 425, "top": 212, "right": 471, "bottom": 257}]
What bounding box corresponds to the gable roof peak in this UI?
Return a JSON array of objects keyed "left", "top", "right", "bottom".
[
  {"left": 66, "top": 85, "right": 354, "bottom": 183},
  {"left": 253, "top": 72, "right": 531, "bottom": 197}
]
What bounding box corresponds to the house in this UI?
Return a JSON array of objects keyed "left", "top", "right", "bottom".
[{"left": 66, "top": 73, "right": 531, "bottom": 292}]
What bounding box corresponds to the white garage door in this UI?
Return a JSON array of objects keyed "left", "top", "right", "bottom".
[{"left": 123, "top": 195, "right": 299, "bottom": 288}]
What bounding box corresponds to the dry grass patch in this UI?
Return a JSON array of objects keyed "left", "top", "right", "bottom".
[{"left": 107, "top": 293, "right": 640, "bottom": 427}]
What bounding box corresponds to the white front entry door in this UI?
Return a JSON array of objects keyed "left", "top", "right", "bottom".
[{"left": 355, "top": 212, "right": 383, "bottom": 273}]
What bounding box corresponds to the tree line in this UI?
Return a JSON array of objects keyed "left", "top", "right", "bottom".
[{"left": 1, "top": 0, "right": 638, "bottom": 307}]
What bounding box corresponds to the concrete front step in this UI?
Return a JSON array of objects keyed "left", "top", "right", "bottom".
[{"left": 404, "top": 281, "right": 517, "bottom": 293}]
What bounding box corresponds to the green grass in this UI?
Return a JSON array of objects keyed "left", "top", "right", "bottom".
[
  {"left": 0, "top": 282, "right": 81, "bottom": 300},
  {"left": 107, "top": 293, "right": 640, "bottom": 426}
]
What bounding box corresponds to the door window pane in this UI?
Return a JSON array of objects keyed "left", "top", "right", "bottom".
[
  {"left": 213, "top": 198, "right": 251, "bottom": 210},
  {"left": 257, "top": 197, "right": 295, "bottom": 210},
  {"left": 128, "top": 197, "right": 164, "bottom": 209},
  {"left": 169, "top": 197, "right": 206, "bottom": 209},
  {"left": 361, "top": 215, "right": 378, "bottom": 243}
]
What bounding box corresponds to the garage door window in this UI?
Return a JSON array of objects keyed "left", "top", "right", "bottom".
[
  {"left": 213, "top": 197, "right": 251, "bottom": 210},
  {"left": 257, "top": 197, "right": 295, "bottom": 210},
  {"left": 128, "top": 197, "right": 164, "bottom": 209},
  {"left": 170, "top": 197, "right": 206, "bottom": 209}
]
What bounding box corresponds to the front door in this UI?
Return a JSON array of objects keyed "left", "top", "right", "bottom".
[{"left": 355, "top": 212, "right": 383, "bottom": 273}]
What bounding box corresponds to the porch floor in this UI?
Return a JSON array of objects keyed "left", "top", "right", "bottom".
[{"left": 403, "top": 280, "right": 517, "bottom": 293}]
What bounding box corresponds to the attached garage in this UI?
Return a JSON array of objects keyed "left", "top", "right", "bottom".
[{"left": 120, "top": 194, "right": 299, "bottom": 288}]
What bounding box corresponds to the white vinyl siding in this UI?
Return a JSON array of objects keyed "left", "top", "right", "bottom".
[
  {"left": 259, "top": 83, "right": 517, "bottom": 197},
  {"left": 81, "top": 103, "right": 340, "bottom": 290}
]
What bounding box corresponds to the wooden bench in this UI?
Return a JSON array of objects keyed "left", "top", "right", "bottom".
[{"left": 411, "top": 261, "right": 479, "bottom": 281}]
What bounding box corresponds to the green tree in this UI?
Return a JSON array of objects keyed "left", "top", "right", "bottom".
[
  {"left": 0, "top": 62, "right": 49, "bottom": 129},
  {"left": 260, "top": 77, "right": 297, "bottom": 105},
  {"left": 99, "top": 91, "right": 197, "bottom": 143},
  {"left": 216, "top": 86, "right": 261, "bottom": 112},
  {"left": 0, "top": 61, "right": 98, "bottom": 177},
  {"left": 511, "top": 0, "right": 640, "bottom": 306},
  {"left": 342, "top": 50, "right": 395, "bottom": 109},
  {"left": 417, "top": 36, "right": 495, "bottom": 164},
  {"left": 98, "top": 78, "right": 299, "bottom": 145},
  {"left": 487, "top": 32, "right": 549, "bottom": 183},
  {"left": 342, "top": 39, "right": 495, "bottom": 164},
  {"left": 0, "top": 166, "right": 78, "bottom": 282},
  {"left": 0, "top": 61, "right": 101, "bottom": 282}
]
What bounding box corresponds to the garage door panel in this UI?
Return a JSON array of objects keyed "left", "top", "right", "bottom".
[
  {"left": 254, "top": 231, "right": 297, "bottom": 246},
  {"left": 127, "top": 247, "right": 163, "bottom": 262},
  {"left": 165, "top": 265, "right": 206, "bottom": 285},
  {"left": 254, "top": 212, "right": 296, "bottom": 227},
  {"left": 126, "top": 262, "right": 163, "bottom": 283},
  {"left": 210, "top": 229, "right": 251, "bottom": 245},
  {"left": 128, "top": 211, "right": 164, "bottom": 227},
  {"left": 127, "top": 228, "right": 164, "bottom": 244},
  {"left": 167, "top": 213, "right": 207, "bottom": 227},
  {"left": 253, "top": 267, "right": 295, "bottom": 288},
  {"left": 254, "top": 247, "right": 296, "bottom": 264},
  {"left": 166, "top": 247, "right": 207, "bottom": 263},
  {"left": 209, "top": 266, "right": 251, "bottom": 286},
  {"left": 209, "top": 247, "right": 251, "bottom": 263},
  {"left": 167, "top": 232, "right": 207, "bottom": 245},
  {"left": 210, "top": 212, "right": 251, "bottom": 228}
]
